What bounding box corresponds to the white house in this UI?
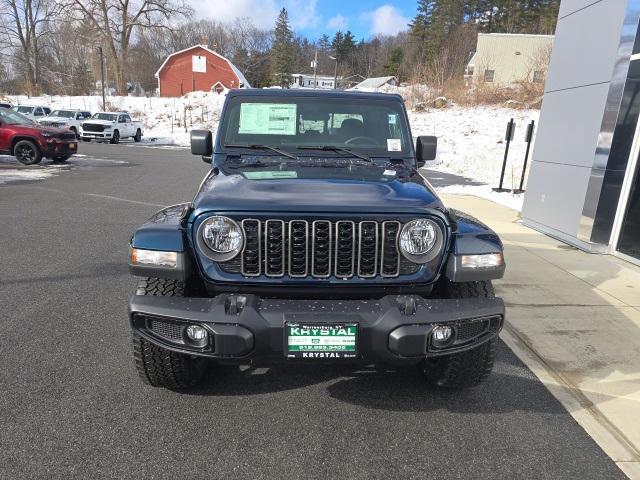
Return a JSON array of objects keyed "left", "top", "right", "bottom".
[{"left": 291, "top": 74, "right": 339, "bottom": 90}]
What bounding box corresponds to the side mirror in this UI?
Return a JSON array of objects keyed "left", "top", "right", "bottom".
[
  {"left": 191, "top": 129, "right": 213, "bottom": 162},
  {"left": 416, "top": 136, "right": 437, "bottom": 167}
]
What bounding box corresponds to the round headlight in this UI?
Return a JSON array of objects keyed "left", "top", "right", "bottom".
[
  {"left": 399, "top": 219, "right": 443, "bottom": 263},
  {"left": 197, "top": 216, "right": 244, "bottom": 261}
]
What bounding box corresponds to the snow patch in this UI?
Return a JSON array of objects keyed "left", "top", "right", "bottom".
[{"left": 0, "top": 169, "right": 58, "bottom": 184}]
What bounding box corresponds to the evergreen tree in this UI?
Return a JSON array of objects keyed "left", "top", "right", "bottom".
[
  {"left": 271, "top": 8, "right": 294, "bottom": 88},
  {"left": 318, "top": 34, "right": 331, "bottom": 52},
  {"left": 408, "top": 0, "right": 436, "bottom": 60},
  {"left": 383, "top": 47, "right": 404, "bottom": 79}
]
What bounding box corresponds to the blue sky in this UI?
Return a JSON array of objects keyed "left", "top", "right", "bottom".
[{"left": 189, "top": 0, "right": 417, "bottom": 40}]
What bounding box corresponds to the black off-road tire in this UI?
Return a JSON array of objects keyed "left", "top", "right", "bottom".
[
  {"left": 70, "top": 126, "right": 78, "bottom": 139},
  {"left": 13, "top": 139, "right": 42, "bottom": 165},
  {"left": 110, "top": 129, "right": 120, "bottom": 144},
  {"left": 423, "top": 280, "right": 496, "bottom": 389},
  {"left": 132, "top": 277, "right": 208, "bottom": 389},
  {"left": 134, "top": 129, "right": 142, "bottom": 142}
]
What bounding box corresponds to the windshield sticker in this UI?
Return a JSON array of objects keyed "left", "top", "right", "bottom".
[
  {"left": 388, "top": 114, "right": 397, "bottom": 124},
  {"left": 383, "top": 169, "right": 396, "bottom": 176},
  {"left": 243, "top": 171, "right": 298, "bottom": 180},
  {"left": 387, "top": 139, "right": 402, "bottom": 151},
  {"left": 239, "top": 103, "right": 297, "bottom": 136}
]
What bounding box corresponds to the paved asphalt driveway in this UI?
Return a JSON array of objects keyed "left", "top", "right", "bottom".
[{"left": 0, "top": 143, "right": 625, "bottom": 479}]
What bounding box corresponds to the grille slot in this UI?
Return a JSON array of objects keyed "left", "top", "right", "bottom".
[
  {"left": 312, "top": 220, "right": 332, "bottom": 278},
  {"left": 288, "top": 220, "right": 309, "bottom": 277},
  {"left": 265, "top": 220, "right": 285, "bottom": 277},
  {"left": 334, "top": 221, "right": 355, "bottom": 278},
  {"left": 241, "top": 219, "right": 261, "bottom": 276},
  {"left": 381, "top": 221, "right": 401, "bottom": 277},
  {"left": 456, "top": 319, "right": 489, "bottom": 342},
  {"left": 357, "top": 221, "right": 378, "bottom": 278},
  {"left": 235, "top": 218, "right": 430, "bottom": 279},
  {"left": 150, "top": 319, "right": 183, "bottom": 341}
]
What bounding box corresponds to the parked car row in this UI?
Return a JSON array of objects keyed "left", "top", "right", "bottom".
[
  {"left": 0, "top": 107, "right": 78, "bottom": 165},
  {"left": 0, "top": 102, "right": 144, "bottom": 153}
]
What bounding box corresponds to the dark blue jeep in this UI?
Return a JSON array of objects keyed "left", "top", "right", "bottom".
[{"left": 128, "top": 90, "right": 505, "bottom": 390}]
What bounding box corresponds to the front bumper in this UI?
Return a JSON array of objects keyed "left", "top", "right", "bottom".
[
  {"left": 129, "top": 294, "right": 505, "bottom": 364},
  {"left": 41, "top": 140, "right": 77, "bottom": 156},
  {"left": 81, "top": 131, "right": 112, "bottom": 138}
]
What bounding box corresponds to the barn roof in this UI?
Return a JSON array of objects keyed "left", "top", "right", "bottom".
[{"left": 155, "top": 44, "right": 251, "bottom": 88}]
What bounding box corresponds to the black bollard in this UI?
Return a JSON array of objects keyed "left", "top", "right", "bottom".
[
  {"left": 514, "top": 120, "right": 535, "bottom": 194},
  {"left": 493, "top": 118, "right": 515, "bottom": 192}
]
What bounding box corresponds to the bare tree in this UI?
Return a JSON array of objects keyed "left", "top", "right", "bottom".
[
  {"left": 0, "top": 0, "right": 60, "bottom": 94},
  {"left": 67, "top": 0, "right": 191, "bottom": 94}
]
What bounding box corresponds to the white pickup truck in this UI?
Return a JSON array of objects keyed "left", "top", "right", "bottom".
[
  {"left": 79, "top": 111, "right": 143, "bottom": 144},
  {"left": 38, "top": 109, "right": 92, "bottom": 138}
]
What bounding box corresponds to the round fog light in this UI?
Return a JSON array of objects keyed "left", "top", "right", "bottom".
[
  {"left": 431, "top": 325, "right": 454, "bottom": 348},
  {"left": 186, "top": 325, "right": 208, "bottom": 342}
]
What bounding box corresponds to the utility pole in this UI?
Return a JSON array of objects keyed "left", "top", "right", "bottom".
[
  {"left": 329, "top": 55, "right": 338, "bottom": 90},
  {"left": 98, "top": 47, "right": 106, "bottom": 111},
  {"left": 313, "top": 49, "right": 318, "bottom": 89}
]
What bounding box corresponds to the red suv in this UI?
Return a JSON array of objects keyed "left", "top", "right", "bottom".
[{"left": 0, "top": 107, "right": 78, "bottom": 165}]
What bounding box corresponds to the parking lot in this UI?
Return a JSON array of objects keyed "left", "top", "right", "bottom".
[{"left": 0, "top": 142, "right": 625, "bottom": 479}]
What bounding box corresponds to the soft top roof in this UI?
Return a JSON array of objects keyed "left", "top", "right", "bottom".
[{"left": 226, "top": 89, "right": 403, "bottom": 102}]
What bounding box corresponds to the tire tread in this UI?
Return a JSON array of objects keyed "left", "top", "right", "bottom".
[
  {"left": 423, "top": 279, "right": 496, "bottom": 389},
  {"left": 132, "top": 277, "right": 206, "bottom": 389}
]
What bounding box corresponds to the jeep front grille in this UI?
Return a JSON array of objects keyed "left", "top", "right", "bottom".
[{"left": 231, "top": 219, "right": 415, "bottom": 279}]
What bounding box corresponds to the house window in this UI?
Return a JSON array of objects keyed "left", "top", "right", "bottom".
[
  {"left": 484, "top": 70, "right": 495, "bottom": 83},
  {"left": 533, "top": 70, "right": 545, "bottom": 83}
]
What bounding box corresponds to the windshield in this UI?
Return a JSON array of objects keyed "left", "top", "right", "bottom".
[
  {"left": 92, "top": 113, "right": 117, "bottom": 121},
  {"left": 14, "top": 106, "right": 34, "bottom": 114},
  {"left": 50, "top": 110, "right": 75, "bottom": 118},
  {"left": 221, "top": 95, "right": 411, "bottom": 156},
  {"left": 0, "top": 108, "right": 36, "bottom": 125}
]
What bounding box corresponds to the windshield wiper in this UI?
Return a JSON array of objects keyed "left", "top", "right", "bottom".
[
  {"left": 297, "top": 145, "right": 372, "bottom": 163},
  {"left": 225, "top": 144, "right": 297, "bottom": 161}
]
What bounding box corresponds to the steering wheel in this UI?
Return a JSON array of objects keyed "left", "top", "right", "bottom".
[{"left": 345, "top": 136, "right": 378, "bottom": 146}]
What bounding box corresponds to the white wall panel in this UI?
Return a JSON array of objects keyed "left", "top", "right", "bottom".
[
  {"left": 546, "top": 0, "right": 627, "bottom": 92},
  {"left": 532, "top": 83, "right": 610, "bottom": 169}
]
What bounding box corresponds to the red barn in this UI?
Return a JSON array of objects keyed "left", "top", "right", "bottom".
[{"left": 155, "top": 45, "right": 250, "bottom": 97}]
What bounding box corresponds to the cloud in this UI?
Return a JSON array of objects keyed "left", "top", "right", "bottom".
[
  {"left": 361, "top": 4, "right": 409, "bottom": 36},
  {"left": 286, "top": 0, "right": 320, "bottom": 29},
  {"left": 187, "top": 0, "right": 319, "bottom": 30},
  {"left": 327, "top": 14, "right": 347, "bottom": 30}
]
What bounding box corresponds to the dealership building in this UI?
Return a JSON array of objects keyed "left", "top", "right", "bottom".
[{"left": 523, "top": 0, "right": 640, "bottom": 265}]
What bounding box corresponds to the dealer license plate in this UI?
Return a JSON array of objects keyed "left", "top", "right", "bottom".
[
  {"left": 69, "top": 143, "right": 76, "bottom": 150},
  {"left": 286, "top": 322, "right": 358, "bottom": 359}
]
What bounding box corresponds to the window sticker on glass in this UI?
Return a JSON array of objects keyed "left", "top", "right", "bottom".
[
  {"left": 239, "top": 103, "right": 297, "bottom": 135},
  {"left": 388, "top": 114, "right": 397, "bottom": 125},
  {"left": 387, "top": 138, "right": 402, "bottom": 152}
]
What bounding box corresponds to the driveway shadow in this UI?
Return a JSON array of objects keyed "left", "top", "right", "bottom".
[{"left": 184, "top": 342, "right": 566, "bottom": 415}]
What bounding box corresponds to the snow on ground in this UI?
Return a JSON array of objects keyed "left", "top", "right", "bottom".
[
  {"left": 0, "top": 156, "right": 59, "bottom": 184},
  {"left": 3, "top": 90, "right": 539, "bottom": 210},
  {"left": 410, "top": 105, "right": 539, "bottom": 211}
]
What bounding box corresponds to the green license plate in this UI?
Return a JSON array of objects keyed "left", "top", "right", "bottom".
[{"left": 286, "top": 322, "right": 358, "bottom": 359}]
